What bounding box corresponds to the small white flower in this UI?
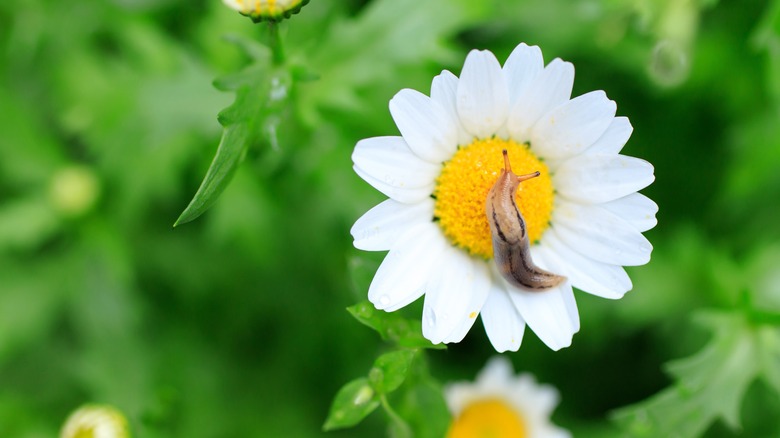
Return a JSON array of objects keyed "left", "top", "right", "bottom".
[
  {"left": 222, "top": 0, "right": 308, "bottom": 22},
  {"left": 351, "top": 42, "right": 657, "bottom": 351},
  {"left": 60, "top": 404, "right": 130, "bottom": 438},
  {"left": 445, "top": 357, "right": 569, "bottom": 438}
]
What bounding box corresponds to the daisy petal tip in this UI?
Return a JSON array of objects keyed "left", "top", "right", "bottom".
[
  {"left": 548, "top": 336, "right": 573, "bottom": 352},
  {"left": 548, "top": 57, "right": 575, "bottom": 74},
  {"left": 433, "top": 69, "right": 458, "bottom": 85},
  {"left": 388, "top": 89, "right": 456, "bottom": 163},
  {"left": 492, "top": 340, "right": 521, "bottom": 354},
  {"left": 367, "top": 286, "right": 392, "bottom": 311},
  {"left": 506, "top": 42, "right": 543, "bottom": 62}
]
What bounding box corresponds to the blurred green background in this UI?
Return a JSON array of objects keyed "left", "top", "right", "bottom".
[{"left": 1, "top": 0, "right": 779, "bottom": 436}]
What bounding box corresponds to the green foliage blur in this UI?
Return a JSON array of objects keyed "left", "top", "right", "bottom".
[{"left": 1, "top": 0, "right": 779, "bottom": 436}]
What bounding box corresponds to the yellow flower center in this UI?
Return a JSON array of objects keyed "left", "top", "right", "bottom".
[
  {"left": 446, "top": 398, "right": 528, "bottom": 438},
  {"left": 433, "top": 138, "right": 554, "bottom": 259}
]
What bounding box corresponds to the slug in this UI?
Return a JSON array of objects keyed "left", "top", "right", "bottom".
[{"left": 485, "top": 150, "right": 566, "bottom": 292}]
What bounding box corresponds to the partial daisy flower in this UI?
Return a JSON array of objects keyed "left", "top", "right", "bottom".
[
  {"left": 222, "top": 0, "right": 309, "bottom": 22},
  {"left": 60, "top": 404, "right": 130, "bottom": 438},
  {"left": 351, "top": 42, "right": 656, "bottom": 351},
  {"left": 445, "top": 357, "right": 569, "bottom": 438}
]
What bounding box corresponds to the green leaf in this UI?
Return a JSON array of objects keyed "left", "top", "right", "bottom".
[
  {"left": 296, "top": 0, "right": 491, "bottom": 125},
  {"left": 368, "top": 350, "right": 416, "bottom": 394},
  {"left": 174, "top": 124, "right": 249, "bottom": 226},
  {"left": 323, "top": 377, "right": 380, "bottom": 431},
  {"left": 175, "top": 36, "right": 289, "bottom": 226},
  {"left": 0, "top": 196, "right": 59, "bottom": 253},
  {"left": 0, "top": 86, "right": 65, "bottom": 186},
  {"left": 751, "top": 0, "right": 780, "bottom": 101},
  {"left": 757, "top": 325, "right": 780, "bottom": 396},
  {"left": 0, "top": 259, "right": 70, "bottom": 363},
  {"left": 347, "top": 301, "right": 445, "bottom": 350},
  {"left": 612, "top": 311, "right": 767, "bottom": 436},
  {"left": 395, "top": 375, "right": 450, "bottom": 438}
]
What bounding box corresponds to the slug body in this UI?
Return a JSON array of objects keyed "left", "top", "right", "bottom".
[{"left": 485, "top": 150, "right": 566, "bottom": 292}]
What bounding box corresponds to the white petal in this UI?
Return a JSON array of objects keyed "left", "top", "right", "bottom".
[
  {"left": 431, "top": 70, "right": 473, "bottom": 147},
  {"left": 503, "top": 43, "right": 544, "bottom": 107},
  {"left": 538, "top": 231, "right": 633, "bottom": 299},
  {"left": 507, "top": 58, "right": 574, "bottom": 143},
  {"left": 389, "top": 89, "right": 456, "bottom": 163},
  {"left": 351, "top": 198, "right": 433, "bottom": 251},
  {"left": 531, "top": 91, "right": 616, "bottom": 161},
  {"left": 507, "top": 279, "right": 579, "bottom": 351},
  {"left": 478, "top": 356, "right": 515, "bottom": 384},
  {"left": 553, "top": 201, "right": 653, "bottom": 266},
  {"left": 443, "top": 384, "right": 472, "bottom": 416},
  {"left": 368, "top": 222, "right": 446, "bottom": 311},
  {"left": 353, "top": 165, "right": 434, "bottom": 204},
  {"left": 422, "top": 250, "right": 491, "bottom": 344},
  {"left": 352, "top": 136, "right": 441, "bottom": 189},
  {"left": 529, "top": 246, "right": 581, "bottom": 332},
  {"left": 441, "top": 261, "right": 495, "bottom": 344},
  {"left": 442, "top": 262, "right": 494, "bottom": 344},
  {"left": 442, "top": 314, "right": 478, "bottom": 344},
  {"left": 549, "top": 429, "right": 573, "bottom": 438},
  {"left": 480, "top": 280, "right": 526, "bottom": 352},
  {"left": 222, "top": 0, "right": 243, "bottom": 12},
  {"left": 510, "top": 374, "right": 560, "bottom": 415},
  {"left": 555, "top": 153, "right": 655, "bottom": 204},
  {"left": 456, "top": 49, "right": 509, "bottom": 139},
  {"left": 602, "top": 193, "right": 658, "bottom": 232},
  {"left": 587, "top": 116, "right": 633, "bottom": 154},
  {"left": 441, "top": 290, "right": 485, "bottom": 344}
]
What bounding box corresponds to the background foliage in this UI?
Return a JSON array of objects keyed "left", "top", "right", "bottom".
[{"left": 1, "top": 0, "right": 779, "bottom": 436}]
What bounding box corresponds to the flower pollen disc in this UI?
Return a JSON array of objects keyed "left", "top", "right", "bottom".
[{"left": 434, "top": 138, "right": 554, "bottom": 259}]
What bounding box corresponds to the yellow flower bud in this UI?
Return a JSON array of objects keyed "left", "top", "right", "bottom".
[
  {"left": 60, "top": 405, "right": 130, "bottom": 438},
  {"left": 222, "top": 0, "right": 309, "bottom": 23}
]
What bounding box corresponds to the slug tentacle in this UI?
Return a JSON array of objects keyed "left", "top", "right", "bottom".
[{"left": 485, "top": 150, "right": 566, "bottom": 292}]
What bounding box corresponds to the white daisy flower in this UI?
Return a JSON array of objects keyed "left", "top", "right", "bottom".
[
  {"left": 60, "top": 404, "right": 130, "bottom": 438},
  {"left": 350, "top": 42, "right": 656, "bottom": 351},
  {"left": 445, "top": 356, "right": 569, "bottom": 438}
]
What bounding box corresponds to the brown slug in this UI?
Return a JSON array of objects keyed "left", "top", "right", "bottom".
[{"left": 485, "top": 150, "right": 566, "bottom": 292}]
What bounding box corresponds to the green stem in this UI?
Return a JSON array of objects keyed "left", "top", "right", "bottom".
[
  {"left": 267, "top": 22, "right": 285, "bottom": 65},
  {"left": 380, "top": 394, "right": 412, "bottom": 438}
]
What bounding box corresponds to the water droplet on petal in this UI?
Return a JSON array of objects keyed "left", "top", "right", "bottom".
[{"left": 378, "top": 295, "right": 391, "bottom": 307}]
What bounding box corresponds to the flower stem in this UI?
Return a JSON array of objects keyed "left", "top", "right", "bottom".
[
  {"left": 380, "top": 394, "right": 412, "bottom": 438},
  {"left": 267, "top": 22, "right": 285, "bottom": 65}
]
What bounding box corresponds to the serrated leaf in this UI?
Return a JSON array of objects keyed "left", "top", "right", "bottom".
[
  {"left": 323, "top": 377, "right": 380, "bottom": 431},
  {"left": 175, "top": 35, "right": 290, "bottom": 226},
  {"left": 368, "top": 350, "right": 416, "bottom": 394},
  {"left": 612, "top": 311, "right": 764, "bottom": 437},
  {"left": 347, "top": 301, "right": 445, "bottom": 350}
]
